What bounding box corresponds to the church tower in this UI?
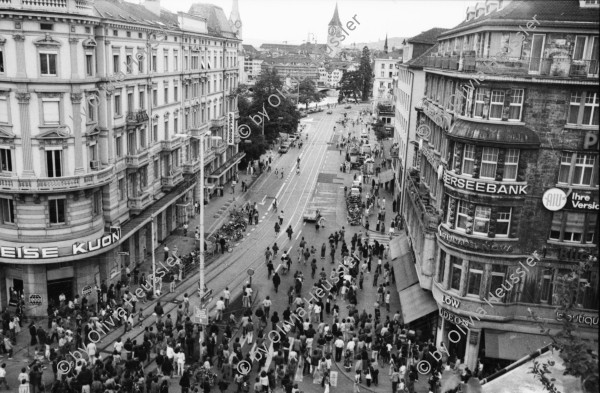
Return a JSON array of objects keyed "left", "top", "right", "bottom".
[
  {"left": 229, "top": 0, "right": 242, "bottom": 39},
  {"left": 327, "top": 3, "right": 343, "bottom": 56},
  {"left": 384, "top": 33, "right": 389, "bottom": 53}
]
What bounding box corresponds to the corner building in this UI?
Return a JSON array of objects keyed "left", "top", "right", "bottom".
[
  {"left": 0, "top": 0, "right": 243, "bottom": 315},
  {"left": 404, "top": 0, "right": 599, "bottom": 371}
]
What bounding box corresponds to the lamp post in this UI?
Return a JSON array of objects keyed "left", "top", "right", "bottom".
[
  {"left": 198, "top": 132, "right": 206, "bottom": 347},
  {"left": 150, "top": 213, "right": 157, "bottom": 297}
]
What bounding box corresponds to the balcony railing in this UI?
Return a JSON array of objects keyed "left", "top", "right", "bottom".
[
  {"left": 203, "top": 148, "right": 216, "bottom": 165},
  {"left": 212, "top": 140, "right": 227, "bottom": 155},
  {"left": 3, "top": 0, "right": 94, "bottom": 13},
  {"left": 125, "top": 149, "right": 149, "bottom": 169},
  {"left": 126, "top": 110, "right": 149, "bottom": 125},
  {"left": 405, "top": 173, "right": 441, "bottom": 231},
  {"left": 161, "top": 167, "right": 184, "bottom": 191},
  {"left": 425, "top": 54, "right": 599, "bottom": 78},
  {"left": 190, "top": 124, "right": 209, "bottom": 138},
  {"left": 182, "top": 159, "right": 201, "bottom": 175},
  {"left": 161, "top": 136, "right": 183, "bottom": 152},
  {"left": 128, "top": 191, "right": 152, "bottom": 214},
  {"left": 0, "top": 165, "right": 114, "bottom": 192},
  {"left": 210, "top": 117, "right": 226, "bottom": 129}
]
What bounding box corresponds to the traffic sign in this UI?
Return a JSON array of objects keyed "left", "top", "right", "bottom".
[
  {"left": 29, "top": 294, "right": 43, "bottom": 305},
  {"left": 195, "top": 308, "right": 209, "bottom": 325},
  {"left": 82, "top": 285, "right": 93, "bottom": 296},
  {"left": 200, "top": 288, "right": 213, "bottom": 303},
  {"left": 247, "top": 268, "right": 255, "bottom": 276}
]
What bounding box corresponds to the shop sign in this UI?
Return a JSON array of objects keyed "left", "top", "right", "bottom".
[
  {"left": 226, "top": 111, "right": 236, "bottom": 146},
  {"left": 583, "top": 131, "right": 598, "bottom": 150},
  {"left": 443, "top": 172, "right": 527, "bottom": 195},
  {"left": 438, "top": 225, "right": 513, "bottom": 253},
  {"left": 82, "top": 285, "right": 93, "bottom": 296},
  {"left": 567, "top": 191, "right": 599, "bottom": 211},
  {"left": 542, "top": 188, "right": 568, "bottom": 211},
  {"left": 439, "top": 308, "right": 471, "bottom": 327},
  {"left": 442, "top": 294, "right": 461, "bottom": 308},
  {"left": 557, "top": 247, "right": 596, "bottom": 262},
  {"left": 420, "top": 145, "right": 441, "bottom": 168},
  {"left": 469, "top": 330, "right": 480, "bottom": 345},
  {"left": 556, "top": 311, "right": 598, "bottom": 327},
  {"left": 72, "top": 231, "right": 121, "bottom": 255},
  {"left": 28, "top": 294, "right": 43, "bottom": 305}
]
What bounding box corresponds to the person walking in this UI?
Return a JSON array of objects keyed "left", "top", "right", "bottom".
[
  {"left": 274, "top": 222, "right": 281, "bottom": 236},
  {"left": 286, "top": 225, "right": 293, "bottom": 240},
  {"left": 272, "top": 272, "right": 281, "bottom": 293},
  {"left": 279, "top": 211, "right": 284, "bottom": 226}
]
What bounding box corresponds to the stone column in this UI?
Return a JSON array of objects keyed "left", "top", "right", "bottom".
[
  {"left": 16, "top": 92, "right": 34, "bottom": 177},
  {"left": 69, "top": 37, "right": 79, "bottom": 80},
  {"left": 465, "top": 328, "right": 481, "bottom": 371},
  {"left": 13, "top": 34, "right": 27, "bottom": 79},
  {"left": 71, "top": 93, "right": 85, "bottom": 174}
]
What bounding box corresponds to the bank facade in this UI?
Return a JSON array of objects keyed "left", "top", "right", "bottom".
[
  {"left": 0, "top": 0, "right": 243, "bottom": 315},
  {"left": 402, "top": 0, "right": 599, "bottom": 372}
]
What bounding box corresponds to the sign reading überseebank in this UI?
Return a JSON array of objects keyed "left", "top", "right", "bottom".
[
  {"left": 0, "top": 231, "right": 121, "bottom": 259},
  {"left": 443, "top": 172, "right": 527, "bottom": 195}
]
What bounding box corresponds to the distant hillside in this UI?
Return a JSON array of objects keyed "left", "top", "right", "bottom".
[{"left": 352, "top": 37, "right": 408, "bottom": 51}]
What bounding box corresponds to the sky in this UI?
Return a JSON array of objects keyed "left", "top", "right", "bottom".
[{"left": 136, "top": 0, "right": 475, "bottom": 47}]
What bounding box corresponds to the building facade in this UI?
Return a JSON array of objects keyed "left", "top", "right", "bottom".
[
  {"left": 404, "top": 0, "right": 599, "bottom": 371},
  {"left": 0, "top": 0, "right": 243, "bottom": 315}
]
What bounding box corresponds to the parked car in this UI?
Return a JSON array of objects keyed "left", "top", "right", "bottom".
[
  {"left": 279, "top": 143, "right": 290, "bottom": 153},
  {"left": 344, "top": 105, "right": 352, "bottom": 109},
  {"left": 303, "top": 207, "right": 321, "bottom": 222},
  {"left": 327, "top": 110, "right": 333, "bottom": 114}
]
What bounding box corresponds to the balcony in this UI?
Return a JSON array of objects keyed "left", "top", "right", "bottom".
[
  {"left": 128, "top": 191, "right": 153, "bottom": 214},
  {"left": 190, "top": 123, "right": 209, "bottom": 138},
  {"left": 126, "top": 110, "right": 149, "bottom": 125},
  {"left": 125, "top": 149, "right": 150, "bottom": 169},
  {"left": 3, "top": 0, "right": 94, "bottom": 15},
  {"left": 424, "top": 53, "right": 599, "bottom": 79},
  {"left": 160, "top": 136, "right": 183, "bottom": 152},
  {"left": 182, "top": 159, "right": 201, "bottom": 175},
  {"left": 405, "top": 172, "right": 441, "bottom": 232},
  {"left": 203, "top": 148, "right": 216, "bottom": 165},
  {"left": 210, "top": 117, "right": 226, "bottom": 129},
  {"left": 161, "top": 167, "right": 184, "bottom": 191},
  {"left": 212, "top": 140, "right": 227, "bottom": 155},
  {"left": 0, "top": 165, "right": 114, "bottom": 193}
]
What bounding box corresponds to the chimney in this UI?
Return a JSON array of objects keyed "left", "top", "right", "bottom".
[{"left": 142, "top": 0, "right": 161, "bottom": 16}]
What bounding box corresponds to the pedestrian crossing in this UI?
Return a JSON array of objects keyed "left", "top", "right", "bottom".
[{"left": 364, "top": 231, "right": 393, "bottom": 246}]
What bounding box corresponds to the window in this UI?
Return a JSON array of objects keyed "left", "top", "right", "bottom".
[
  {"left": 164, "top": 86, "right": 168, "bottom": 104},
  {"left": 152, "top": 89, "right": 158, "bottom": 107},
  {"left": 164, "top": 54, "right": 168, "bottom": 72},
  {"left": 509, "top": 89, "right": 524, "bottom": 121},
  {"left": 154, "top": 159, "right": 159, "bottom": 179},
  {"left": 85, "top": 54, "right": 94, "bottom": 76},
  {"left": 42, "top": 101, "right": 60, "bottom": 125},
  {"left": 496, "top": 207, "right": 512, "bottom": 236},
  {"left": 113, "top": 54, "right": 120, "bottom": 74},
  {"left": 0, "top": 197, "right": 14, "bottom": 224},
  {"left": 0, "top": 148, "right": 12, "bottom": 172},
  {"left": 48, "top": 199, "right": 65, "bottom": 224},
  {"left": 164, "top": 119, "right": 169, "bottom": 139},
  {"left": 573, "top": 36, "right": 587, "bottom": 61},
  {"left": 153, "top": 123, "right": 158, "bottom": 142},
  {"left": 467, "top": 262, "right": 483, "bottom": 296},
  {"left": 126, "top": 31, "right": 131, "bottom": 38},
  {"left": 437, "top": 250, "right": 447, "bottom": 284},
  {"left": 462, "top": 144, "right": 475, "bottom": 175},
  {"left": 558, "top": 152, "right": 597, "bottom": 186},
  {"left": 115, "top": 135, "right": 122, "bottom": 157},
  {"left": 489, "top": 265, "right": 507, "bottom": 303},
  {"left": 139, "top": 128, "right": 146, "bottom": 148},
  {"left": 474, "top": 90, "right": 485, "bottom": 117},
  {"left": 174, "top": 52, "right": 178, "bottom": 71},
  {"left": 474, "top": 206, "right": 491, "bottom": 234},
  {"left": 138, "top": 54, "right": 144, "bottom": 73},
  {"left": 139, "top": 91, "right": 145, "bottom": 110},
  {"left": 114, "top": 94, "right": 122, "bottom": 116},
  {"left": 481, "top": 147, "right": 498, "bottom": 178},
  {"left": 450, "top": 256, "right": 463, "bottom": 291},
  {"left": 540, "top": 269, "right": 553, "bottom": 303},
  {"left": 568, "top": 92, "right": 599, "bottom": 126},
  {"left": 113, "top": 29, "right": 118, "bottom": 37},
  {"left": 550, "top": 211, "right": 596, "bottom": 243},
  {"left": 126, "top": 55, "right": 133, "bottom": 74},
  {"left": 92, "top": 192, "right": 102, "bottom": 216},
  {"left": 489, "top": 90, "right": 505, "bottom": 120},
  {"left": 504, "top": 149, "right": 519, "bottom": 180},
  {"left": 46, "top": 150, "right": 62, "bottom": 177},
  {"left": 86, "top": 97, "right": 96, "bottom": 122},
  {"left": 152, "top": 54, "right": 157, "bottom": 72},
  {"left": 0, "top": 49, "right": 4, "bottom": 73},
  {"left": 40, "top": 23, "right": 53, "bottom": 31},
  {"left": 118, "top": 178, "right": 125, "bottom": 201},
  {"left": 174, "top": 85, "right": 178, "bottom": 102},
  {"left": 1, "top": 97, "right": 11, "bottom": 123},
  {"left": 40, "top": 53, "right": 57, "bottom": 75},
  {"left": 455, "top": 200, "right": 469, "bottom": 230}
]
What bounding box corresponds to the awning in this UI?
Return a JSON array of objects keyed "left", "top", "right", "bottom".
[
  {"left": 204, "top": 183, "right": 216, "bottom": 190},
  {"left": 390, "top": 236, "right": 419, "bottom": 292},
  {"left": 208, "top": 152, "right": 246, "bottom": 179},
  {"left": 399, "top": 284, "right": 438, "bottom": 324},
  {"left": 485, "top": 331, "right": 553, "bottom": 361},
  {"left": 448, "top": 118, "right": 541, "bottom": 148}
]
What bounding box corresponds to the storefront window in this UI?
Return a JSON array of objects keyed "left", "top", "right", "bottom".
[
  {"left": 550, "top": 211, "right": 597, "bottom": 244},
  {"left": 467, "top": 262, "right": 483, "bottom": 296},
  {"left": 540, "top": 268, "right": 553, "bottom": 303},
  {"left": 450, "top": 256, "right": 463, "bottom": 291}
]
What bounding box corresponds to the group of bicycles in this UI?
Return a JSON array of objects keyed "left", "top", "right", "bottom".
[{"left": 208, "top": 208, "right": 249, "bottom": 253}]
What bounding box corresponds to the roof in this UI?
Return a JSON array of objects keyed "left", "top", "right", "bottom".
[
  {"left": 448, "top": 118, "right": 541, "bottom": 148},
  {"left": 94, "top": 0, "right": 178, "bottom": 27},
  {"left": 242, "top": 44, "right": 259, "bottom": 53},
  {"left": 374, "top": 51, "right": 403, "bottom": 60},
  {"left": 407, "top": 27, "right": 449, "bottom": 45},
  {"left": 404, "top": 43, "right": 439, "bottom": 68},
  {"left": 329, "top": 3, "right": 342, "bottom": 26},
  {"left": 440, "top": 0, "right": 599, "bottom": 38},
  {"left": 260, "top": 43, "right": 302, "bottom": 52},
  {"left": 188, "top": 3, "right": 236, "bottom": 38}
]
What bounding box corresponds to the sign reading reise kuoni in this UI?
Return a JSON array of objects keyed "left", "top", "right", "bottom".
[{"left": 227, "top": 112, "right": 236, "bottom": 146}]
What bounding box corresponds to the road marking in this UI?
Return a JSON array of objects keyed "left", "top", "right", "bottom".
[
  {"left": 259, "top": 195, "right": 267, "bottom": 205},
  {"left": 295, "top": 231, "right": 302, "bottom": 240}
]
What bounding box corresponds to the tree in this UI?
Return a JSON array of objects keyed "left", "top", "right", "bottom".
[
  {"left": 358, "top": 46, "right": 373, "bottom": 101},
  {"left": 528, "top": 256, "right": 599, "bottom": 393},
  {"left": 338, "top": 70, "right": 362, "bottom": 102},
  {"left": 298, "top": 78, "right": 325, "bottom": 109}
]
